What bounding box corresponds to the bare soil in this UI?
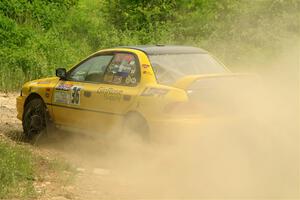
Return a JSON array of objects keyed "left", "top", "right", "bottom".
[
  {"left": 0, "top": 93, "right": 125, "bottom": 200},
  {"left": 1, "top": 92, "right": 299, "bottom": 200},
  {"left": 0, "top": 93, "right": 176, "bottom": 200}
]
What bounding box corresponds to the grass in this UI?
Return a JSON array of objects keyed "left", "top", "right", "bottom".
[
  {"left": 0, "top": 141, "right": 36, "bottom": 199},
  {"left": 0, "top": 139, "right": 76, "bottom": 199}
]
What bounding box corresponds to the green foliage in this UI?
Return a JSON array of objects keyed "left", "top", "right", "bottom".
[
  {"left": 170, "top": 0, "right": 300, "bottom": 69},
  {"left": 102, "top": 0, "right": 176, "bottom": 43},
  {"left": 104, "top": 0, "right": 176, "bottom": 30},
  {"left": 0, "top": 0, "right": 81, "bottom": 90},
  {"left": 0, "top": 0, "right": 77, "bottom": 29},
  {"left": 0, "top": 0, "right": 299, "bottom": 90},
  {"left": 0, "top": 142, "right": 35, "bottom": 198}
]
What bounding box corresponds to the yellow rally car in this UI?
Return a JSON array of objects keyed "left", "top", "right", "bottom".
[{"left": 17, "top": 45, "right": 245, "bottom": 140}]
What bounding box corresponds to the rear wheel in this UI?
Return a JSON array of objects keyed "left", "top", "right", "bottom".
[
  {"left": 22, "top": 98, "right": 48, "bottom": 144},
  {"left": 123, "top": 113, "right": 150, "bottom": 141}
]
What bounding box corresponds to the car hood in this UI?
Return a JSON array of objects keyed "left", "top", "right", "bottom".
[{"left": 25, "top": 77, "right": 60, "bottom": 86}]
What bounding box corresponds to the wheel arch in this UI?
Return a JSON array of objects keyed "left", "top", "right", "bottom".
[
  {"left": 123, "top": 110, "right": 151, "bottom": 139},
  {"left": 124, "top": 110, "right": 149, "bottom": 129},
  {"left": 24, "top": 93, "right": 44, "bottom": 109}
]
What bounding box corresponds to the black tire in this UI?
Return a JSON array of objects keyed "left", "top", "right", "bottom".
[
  {"left": 22, "top": 98, "right": 48, "bottom": 144},
  {"left": 123, "top": 113, "right": 150, "bottom": 141}
]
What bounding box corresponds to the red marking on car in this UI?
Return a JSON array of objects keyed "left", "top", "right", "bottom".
[
  {"left": 142, "top": 64, "right": 150, "bottom": 68},
  {"left": 37, "top": 81, "right": 51, "bottom": 84},
  {"left": 56, "top": 83, "right": 73, "bottom": 91}
]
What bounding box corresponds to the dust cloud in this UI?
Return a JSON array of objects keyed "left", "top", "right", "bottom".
[{"left": 34, "top": 44, "right": 300, "bottom": 200}]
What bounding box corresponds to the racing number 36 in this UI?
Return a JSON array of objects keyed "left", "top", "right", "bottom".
[{"left": 71, "top": 86, "right": 81, "bottom": 105}]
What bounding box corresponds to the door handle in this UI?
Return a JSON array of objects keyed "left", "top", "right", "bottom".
[
  {"left": 83, "top": 90, "right": 92, "bottom": 97},
  {"left": 123, "top": 94, "right": 131, "bottom": 101}
]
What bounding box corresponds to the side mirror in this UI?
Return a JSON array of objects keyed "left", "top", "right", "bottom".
[{"left": 56, "top": 68, "right": 67, "bottom": 80}]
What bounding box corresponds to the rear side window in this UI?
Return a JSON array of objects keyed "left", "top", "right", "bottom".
[
  {"left": 103, "top": 53, "right": 140, "bottom": 86},
  {"left": 150, "top": 53, "right": 227, "bottom": 85}
]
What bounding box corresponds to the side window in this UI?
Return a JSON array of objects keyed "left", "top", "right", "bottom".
[
  {"left": 103, "top": 53, "right": 140, "bottom": 86},
  {"left": 68, "top": 55, "right": 113, "bottom": 82}
]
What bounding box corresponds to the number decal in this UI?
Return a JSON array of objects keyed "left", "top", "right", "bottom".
[{"left": 71, "top": 86, "right": 81, "bottom": 105}]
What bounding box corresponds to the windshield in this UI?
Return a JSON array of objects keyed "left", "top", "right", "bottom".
[{"left": 149, "top": 53, "right": 228, "bottom": 85}]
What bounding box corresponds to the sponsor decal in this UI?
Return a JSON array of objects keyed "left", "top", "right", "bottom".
[
  {"left": 54, "top": 84, "right": 82, "bottom": 105},
  {"left": 130, "top": 67, "right": 136, "bottom": 74},
  {"left": 54, "top": 90, "right": 70, "bottom": 104},
  {"left": 118, "top": 65, "right": 131, "bottom": 74},
  {"left": 114, "top": 54, "right": 134, "bottom": 63},
  {"left": 125, "top": 76, "right": 137, "bottom": 85},
  {"left": 117, "top": 71, "right": 129, "bottom": 77},
  {"left": 97, "top": 87, "right": 123, "bottom": 101},
  {"left": 141, "top": 88, "right": 169, "bottom": 97},
  {"left": 112, "top": 76, "right": 122, "bottom": 84}
]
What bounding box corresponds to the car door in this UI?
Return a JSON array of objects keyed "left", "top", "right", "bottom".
[
  {"left": 80, "top": 52, "right": 143, "bottom": 132},
  {"left": 51, "top": 54, "right": 114, "bottom": 130}
]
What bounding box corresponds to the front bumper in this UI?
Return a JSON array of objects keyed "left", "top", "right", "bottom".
[{"left": 16, "top": 96, "right": 25, "bottom": 120}]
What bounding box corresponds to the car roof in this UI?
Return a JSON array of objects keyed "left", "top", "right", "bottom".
[{"left": 117, "top": 45, "right": 208, "bottom": 55}]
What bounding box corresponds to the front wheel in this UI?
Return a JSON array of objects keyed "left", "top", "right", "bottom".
[{"left": 22, "top": 98, "right": 48, "bottom": 144}]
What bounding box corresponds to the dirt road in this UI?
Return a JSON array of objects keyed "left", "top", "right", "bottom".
[
  {"left": 0, "top": 93, "right": 125, "bottom": 200},
  {"left": 0, "top": 93, "right": 157, "bottom": 200},
  {"left": 2, "top": 93, "right": 214, "bottom": 200},
  {"left": 1, "top": 92, "right": 299, "bottom": 200}
]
